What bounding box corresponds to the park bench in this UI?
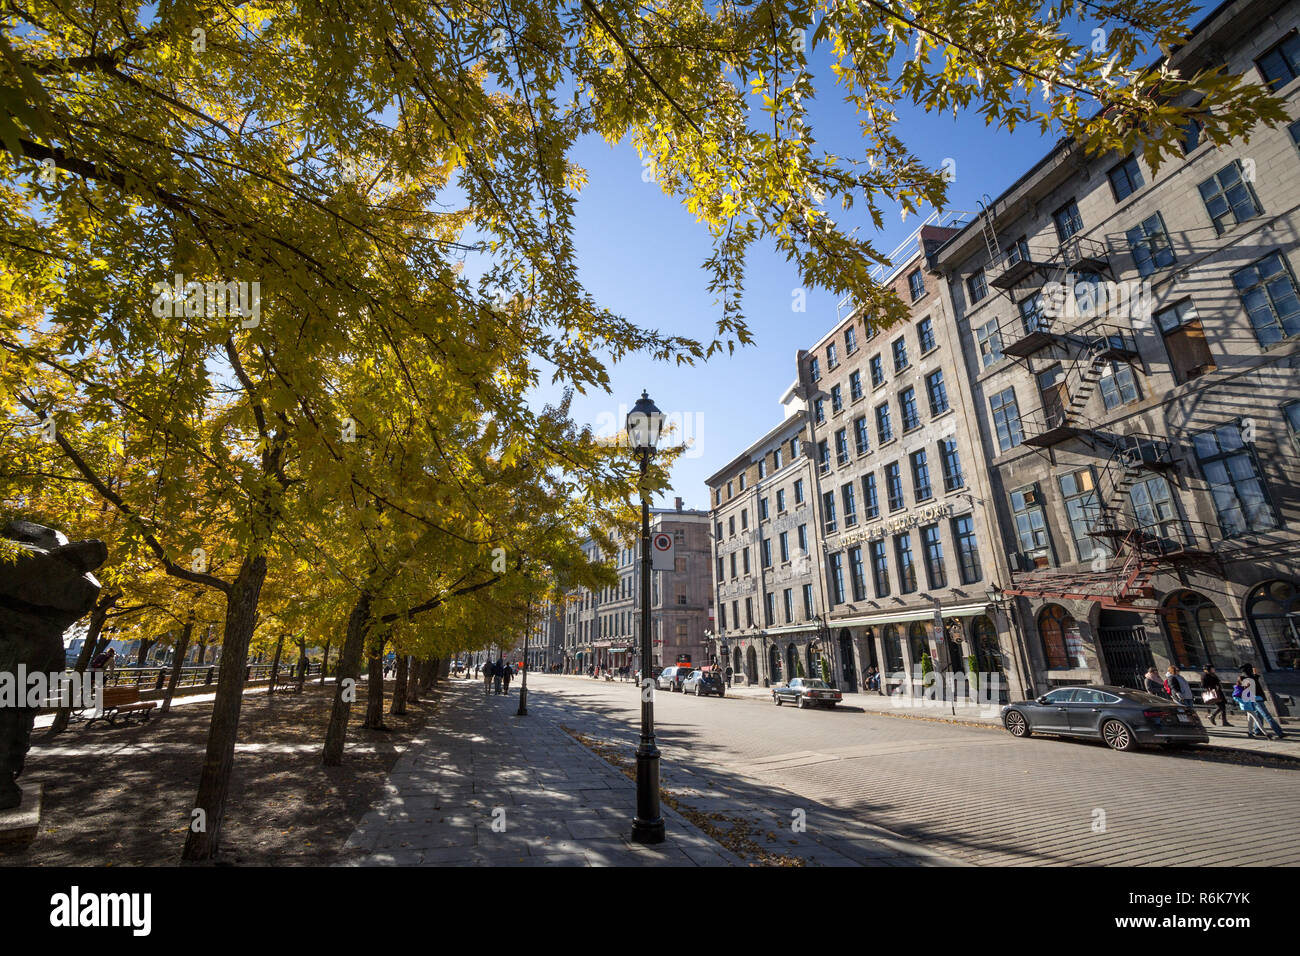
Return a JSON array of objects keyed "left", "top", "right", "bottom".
[
  {"left": 269, "top": 671, "right": 302, "bottom": 694},
  {"left": 85, "top": 687, "right": 156, "bottom": 729}
]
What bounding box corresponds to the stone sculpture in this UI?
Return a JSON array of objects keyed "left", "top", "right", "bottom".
[{"left": 0, "top": 520, "right": 107, "bottom": 809}]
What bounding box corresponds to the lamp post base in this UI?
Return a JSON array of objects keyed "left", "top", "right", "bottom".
[{"left": 631, "top": 744, "right": 665, "bottom": 844}]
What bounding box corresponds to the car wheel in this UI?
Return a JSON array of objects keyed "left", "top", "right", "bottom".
[
  {"left": 773, "top": 693, "right": 782, "bottom": 705},
  {"left": 798, "top": 696, "right": 809, "bottom": 709},
  {"left": 1102, "top": 719, "right": 1135, "bottom": 752},
  {"left": 1004, "top": 710, "right": 1031, "bottom": 738}
]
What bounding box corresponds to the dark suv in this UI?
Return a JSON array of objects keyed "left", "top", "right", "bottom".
[{"left": 682, "top": 670, "right": 725, "bottom": 697}]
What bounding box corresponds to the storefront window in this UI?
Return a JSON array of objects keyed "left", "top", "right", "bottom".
[{"left": 1160, "top": 591, "right": 1234, "bottom": 670}]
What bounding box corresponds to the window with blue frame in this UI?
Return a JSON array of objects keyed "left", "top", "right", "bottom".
[
  {"left": 1126, "top": 213, "right": 1176, "bottom": 277},
  {"left": 1232, "top": 252, "right": 1300, "bottom": 346}
]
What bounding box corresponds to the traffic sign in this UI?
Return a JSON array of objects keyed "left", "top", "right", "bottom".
[{"left": 651, "top": 532, "right": 675, "bottom": 571}]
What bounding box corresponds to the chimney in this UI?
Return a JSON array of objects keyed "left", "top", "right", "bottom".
[{"left": 675, "top": 497, "right": 684, "bottom": 512}]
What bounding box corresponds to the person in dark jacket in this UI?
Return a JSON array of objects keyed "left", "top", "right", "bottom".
[
  {"left": 501, "top": 662, "right": 514, "bottom": 694},
  {"left": 493, "top": 656, "right": 505, "bottom": 695},
  {"left": 482, "top": 659, "right": 494, "bottom": 697},
  {"left": 1143, "top": 667, "right": 1168, "bottom": 698},
  {"left": 1201, "top": 664, "right": 1229, "bottom": 726}
]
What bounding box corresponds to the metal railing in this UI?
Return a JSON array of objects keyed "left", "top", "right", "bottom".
[{"left": 81, "top": 662, "right": 320, "bottom": 690}]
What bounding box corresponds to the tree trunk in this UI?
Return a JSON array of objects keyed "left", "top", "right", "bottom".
[
  {"left": 181, "top": 554, "right": 268, "bottom": 861},
  {"left": 420, "top": 657, "right": 436, "bottom": 695},
  {"left": 49, "top": 589, "right": 118, "bottom": 735},
  {"left": 392, "top": 655, "right": 409, "bottom": 716},
  {"left": 407, "top": 659, "right": 422, "bottom": 704},
  {"left": 320, "top": 640, "right": 330, "bottom": 685},
  {"left": 161, "top": 612, "right": 195, "bottom": 715},
  {"left": 363, "top": 632, "right": 388, "bottom": 730},
  {"left": 135, "top": 638, "right": 155, "bottom": 668},
  {"left": 322, "top": 594, "right": 371, "bottom": 766},
  {"left": 267, "top": 632, "right": 285, "bottom": 696},
  {"left": 295, "top": 640, "right": 308, "bottom": 692}
]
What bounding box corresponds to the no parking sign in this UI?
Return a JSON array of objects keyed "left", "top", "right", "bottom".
[{"left": 651, "top": 532, "right": 675, "bottom": 571}]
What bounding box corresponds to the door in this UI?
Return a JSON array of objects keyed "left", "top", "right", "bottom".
[
  {"left": 1098, "top": 624, "right": 1155, "bottom": 690},
  {"left": 1038, "top": 364, "right": 1069, "bottom": 427},
  {"left": 1032, "top": 688, "right": 1078, "bottom": 732},
  {"left": 839, "top": 631, "right": 858, "bottom": 693},
  {"left": 1067, "top": 688, "right": 1110, "bottom": 735}
]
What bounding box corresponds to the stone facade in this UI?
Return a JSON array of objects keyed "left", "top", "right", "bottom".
[
  {"left": 561, "top": 501, "right": 714, "bottom": 672},
  {"left": 932, "top": 0, "right": 1300, "bottom": 706}
]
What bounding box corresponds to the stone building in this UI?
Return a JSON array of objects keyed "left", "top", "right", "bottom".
[
  {"left": 797, "top": 222, "right": 1027, "bottom": 700},
  {"left": 931, "top": 0, "right": 1300, "bottom": 706},
  {"left": 561, "top": 499, "right": 714, "bottom": 673},
  {"left": 705, "top": 227, "right": 1027, "bottom": 701},
  {"left": 706, "top": 410, "right": 824, "bottom": 686}
]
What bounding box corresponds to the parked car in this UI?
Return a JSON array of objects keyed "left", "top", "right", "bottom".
[
  {"left": 1001, "top": 685, "right": 1209, "bottom": 752},
  {"left": 657, "top": 665, "right": 689, "bottom": 691},
  {"left": 682, "top": 670, "right": 725, "bottom": 697},
  {"left": 772, "top": 677, "right": 843, "bottom": 709}
]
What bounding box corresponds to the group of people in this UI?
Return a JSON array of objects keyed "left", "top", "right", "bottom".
[
  {"left": 476, "top": 658, "right": 517, "bottom": 696},
  {"left": 1145, "top": 663, "right": 1286, "bottom": 740}
]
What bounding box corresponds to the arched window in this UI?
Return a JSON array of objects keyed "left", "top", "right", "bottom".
[
  {"left": 768, "top": 644, "right": 782, "bottom": 682},
  {"left": 786, "top": 643, "right": 798, "bottom": 679},
  {"left": 1246, "top": 580, "right": 1300, "bottom": 671},
  {"left": 972, "top": 614, "right": 1008, "bottom": 701},
  {"left": 1038, "top": 605, "right": 1083, "bottom": 669},
  {"left": 733, "top": 647, "right": 743, "bottom": 675},
  {"left": 1160, "top": 591, "right": 1234, "bottom": 670},
  {"left": 907, "top": 621, "right": 930, "bottom": 672},
  {"left": 883, "top": 625, "right": 905, "bottom": 673}
]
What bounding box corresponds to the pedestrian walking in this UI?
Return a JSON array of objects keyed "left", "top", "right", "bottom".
[
  {"left": 1239, "top": 672, "right": 1285, "bottom": 739},
  {"left": 482, "top": 659, "right": 494, "bottom": 697},
  {"left": 502, "top": 662, "right": 514, "bottom": 694},
  {"left": 1164, "top": 665, "right": 1193, "bottom": 705},
  {"left": 1143, "top": 667, "right": 1168, "bottom": 698},
  {"left": 1200, "top": 664, "right": 1230, "bottom": 727},
  {"left": 724, "top": 665, "right": 733, "bottom": 688},
  {"left": 493, "top": 656, "right": 505, "bottom": 695}
]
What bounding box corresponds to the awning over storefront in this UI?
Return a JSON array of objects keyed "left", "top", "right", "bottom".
[{"left": 830, "top": 602, "right": 991, "bottom": 628}]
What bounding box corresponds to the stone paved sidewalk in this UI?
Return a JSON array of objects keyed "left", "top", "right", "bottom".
[{"left": 337, "top": 678, "right": 744, "bottom": 866}]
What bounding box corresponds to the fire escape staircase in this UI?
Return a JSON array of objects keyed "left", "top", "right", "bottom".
[{"left": 1003, "top": 436, "right": 1223, "bottom": 607}]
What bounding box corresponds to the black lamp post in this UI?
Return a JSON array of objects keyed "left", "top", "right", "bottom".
[{"left": 628, "top": 390, "right": 666, "bottom": 845}]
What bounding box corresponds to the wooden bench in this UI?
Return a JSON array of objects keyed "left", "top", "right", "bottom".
[
  {"left": 85, "top": 687, "right": 156, "bottom": 728},
  {"left": 269, "top": 671, "right": 301, "bottom": 694}
]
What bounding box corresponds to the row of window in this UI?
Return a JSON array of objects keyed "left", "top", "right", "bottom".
[
  {"left": 1006, "top": 421, "right": 1282, "bottom": 570},
  {"left": 817, "top": 370, "right": 951, "bottom": 471},
  {"left": 715, "top": 477, "right": 809, "bottom": 540},
  {"left": 714, "top": 435, "right": 804, "bottom": 505},
  {"left": 810, "top": 316, "right": 938, "bottom": 393},
  {"left": 826, "top": 515, "right": 984, "bottom": 606},
  {"left": 719, "top": 583, "right": 818, "bottom": 631},
  {"left": 820, "top": 440, "right": 965, "bottom": 536}
]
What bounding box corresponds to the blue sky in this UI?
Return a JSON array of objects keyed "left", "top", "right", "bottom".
[{"left": 529, "top": 7, "right": 1208, "bottom": 510}]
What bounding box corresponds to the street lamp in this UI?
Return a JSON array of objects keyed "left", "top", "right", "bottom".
[{"left": 628, "top": 390, "right": 666, "bottom": 845}]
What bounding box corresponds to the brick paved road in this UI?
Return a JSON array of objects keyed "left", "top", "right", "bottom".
[{"left": 533, "top": 674, "right": 1300, "bottom": 866}]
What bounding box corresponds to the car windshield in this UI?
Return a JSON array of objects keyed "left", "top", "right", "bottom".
[{"left": 803, "top": 679, "right": 828, "bottom": 688}]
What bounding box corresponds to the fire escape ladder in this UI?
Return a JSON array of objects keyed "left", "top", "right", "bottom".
[{"left": 978, "top": 195, "right": 1001, "bottom": 269}]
